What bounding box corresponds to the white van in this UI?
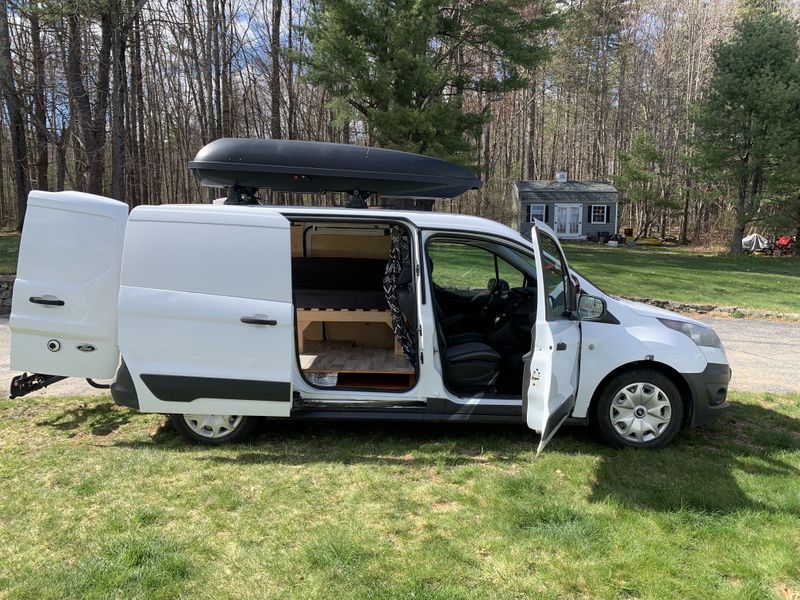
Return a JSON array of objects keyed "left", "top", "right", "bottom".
[{"left": 9, "top": 139, "right": 730, "bottom": 450}]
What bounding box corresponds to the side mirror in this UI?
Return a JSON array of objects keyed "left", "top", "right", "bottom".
[
  {"left": 568, "top": 276, "right": 581, "bottom": 312},
  {"left": 577, "top": 294, "right": 606, "bottom": 321}
]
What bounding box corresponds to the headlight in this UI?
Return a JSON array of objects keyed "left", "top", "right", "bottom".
[{"left": 658, "top": 318, "right": 722, "bottom": 348}]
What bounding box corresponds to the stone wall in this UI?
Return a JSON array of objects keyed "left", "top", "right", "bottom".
[{"left": 0, "top": 275, "right": 14, "bottom": 316}]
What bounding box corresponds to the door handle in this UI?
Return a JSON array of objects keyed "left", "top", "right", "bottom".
[
  {"left": 240, "top": 316, "right": 277, "bottom": 326},
  {"left": 555, "top": 341, "right": 567, "bottom": 351},
  {"left": 30, "top": 296, "right": 65, "bottom": 306}
]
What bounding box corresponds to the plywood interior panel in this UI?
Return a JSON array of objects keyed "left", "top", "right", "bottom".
[
  {"left": 299, "top": 318, "right": 394, "bottom": 349},
  {"left": 290, "top": 224, "right": 304, "bottom": 256},
  {"left": 307, "top": 234, "right": 390, "bottom": 258},
  {"left": 300, "top": 342, "right": 413, "bottom": 374}
]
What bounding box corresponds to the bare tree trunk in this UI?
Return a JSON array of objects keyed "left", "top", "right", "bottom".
[
  {"left": 286, "top": 0, "right": 296, "bottom": 139},
  {"left": 55, "top": 125, "right": 69, "bottom": 191},
  {"left": 65, "top": 9, "right": 111, "bottom": 195},
  {"left": 110, "top": 0, "right": 126, "bottom": 201},
  {"left": 30, "top": 5, "right": 49, "bottom": 190},
  {"left": 270, "top": 0, "right": 282, "bottom": 139},
  {"left": 680, "top": 175, "right": 690, "bottom": 244},
  {"left": 131, "top": 13, "right": 146, "bottom": 205},
  {"left": 0, "top": 0, "right": 30, "bottom": 229}
]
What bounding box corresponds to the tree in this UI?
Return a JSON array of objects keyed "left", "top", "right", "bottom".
[
  {"left": 693, "top": 13, "right": 800, "bottom": 253},
  {"left": 302, "top": 0, "right": 558, "bottom": 166},
  {"left": 271, "top": 0, "right": 282, "bottom": 139},
  {"left": 0, "top": 0, "right": 30, "bottom": 229},
  {"left": 614, "top": 131, "right": 678, "bottom": 238}
]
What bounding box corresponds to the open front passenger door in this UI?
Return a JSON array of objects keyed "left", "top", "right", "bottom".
[{"left": 523, "top": 224, "right": 581, "bottom": 452}]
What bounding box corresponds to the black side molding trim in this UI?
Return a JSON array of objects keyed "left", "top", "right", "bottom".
[
  {"left": 111, "top": 360, "right": 139, "bottom": 409},
  {"left": 426, "top": 396, "right": 522, "bottom": 417},
  {"left": 540, "top": 395, "right": 575, "bottom": 442},
  {"left": 140, "top": 374, "right": 291, "bottom": 403},
  {"left": 288, "top": 408, "right": 523, "bottom": 424}
]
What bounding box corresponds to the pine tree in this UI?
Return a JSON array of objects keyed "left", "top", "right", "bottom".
[
  {"left": 301, "top": 0, "right": 559, "bottom": 166},
  {"left": 614, "top": 132, "right": 679, "bottom": 239},
  {"left": 693, "top": 13, "right": 800, "bottom": 253}
]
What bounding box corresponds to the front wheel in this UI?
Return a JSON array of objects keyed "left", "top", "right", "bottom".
[
  {"left": 170, "top": 413, "right": 258, "bottom": 445},
  {"left": 595, "top": 369, "right": 684, "bottom": 449}
]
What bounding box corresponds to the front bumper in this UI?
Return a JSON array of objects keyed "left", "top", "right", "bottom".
[{"left": 684, "top": 362, "right": 731, "bottom": 427}]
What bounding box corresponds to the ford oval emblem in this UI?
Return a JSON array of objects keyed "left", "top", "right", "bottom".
[{"left": 76, "top": 344, "right": 96, "bottom": 353}]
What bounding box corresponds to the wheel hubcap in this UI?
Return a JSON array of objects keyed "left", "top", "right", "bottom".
[
  {"left": 183, "top": 414, "right": 243, "bottom": 439},
  {"left": 609, "top": 382, "right": 672, "bottom": 443}
]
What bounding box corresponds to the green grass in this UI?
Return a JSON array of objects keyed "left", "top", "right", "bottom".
[
  {"left": 0, "top": 233, "right": 19, "bottom": 274},
  {"left": 1, "top": 392, "right": 798, "bottom": 599},
  {"left": 562, "top": 243, "right": 800, "bottom": 315}
]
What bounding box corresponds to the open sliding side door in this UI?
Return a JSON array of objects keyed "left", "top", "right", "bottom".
[
  {"left": 523, "top": 222, "right": 581, "bottom": 452},
  {"left": 118, "top": 206, "right": 294, "bottom": 417}
]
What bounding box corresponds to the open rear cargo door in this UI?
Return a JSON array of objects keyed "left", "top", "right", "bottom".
[{"left": 10, "top": 191, "right": 128, "bottom": 379}]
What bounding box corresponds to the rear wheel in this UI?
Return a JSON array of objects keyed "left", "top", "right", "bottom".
[
  {"left": 595, "top": 369, "right": 683, "bottom": 449},
  {"left": 170, "top": 413, "right": 258, "bottom": 445}
]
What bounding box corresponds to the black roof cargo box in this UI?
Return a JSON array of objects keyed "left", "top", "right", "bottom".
[{"left": 189, "top": 138, "right": 481, "bottom": 199}]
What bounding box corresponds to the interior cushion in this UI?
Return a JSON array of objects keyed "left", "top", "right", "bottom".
[
  {"left": 446, "top": 342, "right": 501, "bottom": 364},
  {"left": 292, "top": 257, "right": 387, "bottom": 290},
  {"left": 294, "top": 289, "right": 388, "bottom": 310},
  {"left": 447, "top": 332, "right": 485, "bottom": 346}
]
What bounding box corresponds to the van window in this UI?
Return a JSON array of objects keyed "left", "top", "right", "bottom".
[
  {"left": 537, "top": 233, "right": 569, "bottom": 318},
  {"left": 427, "top": 240, "right": 527, "bottom": 293}
]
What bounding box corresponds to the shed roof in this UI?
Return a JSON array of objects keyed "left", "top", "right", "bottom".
[{"left": 514, "top": 179, "right": 617, "bottom": 195}]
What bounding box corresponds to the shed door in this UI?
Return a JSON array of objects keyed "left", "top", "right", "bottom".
[{"left": 554, "top": 204, "right": 582, "bottom": 238}]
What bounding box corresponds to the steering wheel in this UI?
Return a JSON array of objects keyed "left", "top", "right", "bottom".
[
  {"left": 488, "top": 278, "right": 505, "bottom": 305},
  {"left": 489, "top": 287, "right": 536, "bottom": 327},
  {"left": 477, "top": 278, "right": 508, "bottom": 318}
]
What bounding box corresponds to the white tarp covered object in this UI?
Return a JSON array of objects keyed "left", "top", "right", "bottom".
[{"left": 742, "top": 233, "right": 769, "bottom": 251}]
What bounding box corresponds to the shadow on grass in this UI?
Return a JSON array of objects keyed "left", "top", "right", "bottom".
[
  {"left": 587, "top": 402, "right": 800, "bottom": 514},
  {"left": 37, "top": 401, "right": 135, "bottom": 436},
  {"left": 113, "top": 401, "right": 799, "bottom": 515}
]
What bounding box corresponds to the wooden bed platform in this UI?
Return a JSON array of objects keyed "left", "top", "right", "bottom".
[
  {"left": 296, "top": 308, "right": 401, "bottom": 354},
  {"left": 299, "top": 342, "right": 415, "bottom": 390}
]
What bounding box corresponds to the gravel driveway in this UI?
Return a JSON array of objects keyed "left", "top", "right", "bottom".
[
  {"left": 1, "top": 316, "right": 798, "bottom": 398},
  {"left": 699, "top": 317, "right": 800, "bottom": 394}
]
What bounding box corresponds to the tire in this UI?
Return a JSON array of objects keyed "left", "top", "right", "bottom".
[
  {"left": 170, "top": 413, "right": 258, "bottom": 445},
  {"left": 595, "top": 368, "right": 684, "bottom": 449}
]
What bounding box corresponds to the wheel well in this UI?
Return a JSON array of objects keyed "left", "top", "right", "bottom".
[{"left": 587, "top": 361, "right": 693, "bottom": 428}]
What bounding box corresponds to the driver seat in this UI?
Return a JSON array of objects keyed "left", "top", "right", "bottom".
[
  {"left": 397, "top": 265, "right": 500, "bottom": 392},
  {"left": 426, "top": 254, "right": 485, "bottom": 345},
  {"left": 435, "top": 313, "right": 501, "bottom": 392}
]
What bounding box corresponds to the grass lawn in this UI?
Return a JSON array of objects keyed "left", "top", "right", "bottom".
[
  {"left": 562, "top": 243, "right": 800, "bottom": 315},
  {"left": 0, "top": 392, "right": 797, "bottom": 599},
  {"left": 0, "top": 233, "right": 19, "bottom": 274}
]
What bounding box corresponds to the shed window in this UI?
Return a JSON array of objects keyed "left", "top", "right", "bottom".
[
  {"left": 590, "top": 205, "right": 608, "bottom": 224},
  {"left": 528, "top": 204, "right": 546, "bottom": 223}
]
